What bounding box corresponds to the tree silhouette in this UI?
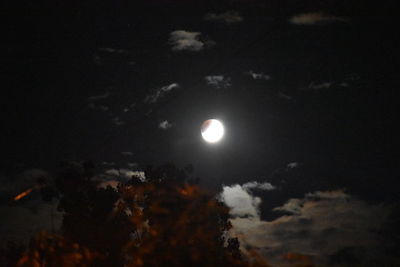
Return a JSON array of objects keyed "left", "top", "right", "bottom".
[{"left": 14, "top": 162, "right": 258, "bottom": 266}]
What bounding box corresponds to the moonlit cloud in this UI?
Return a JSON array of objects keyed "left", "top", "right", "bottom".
[
  {"left": 242, "top": 181, "right": 276, "bottom": 191},
  {"left": 219, "top": 181, "right": 276, "bottom": 218},
  {"left": 220, "top": 184, "right": 261, "bottom": 218},
  {"left": 103, "top": 168, "right": 145, "bottom": 181},
  {"left": 121, "top": 151, "right": 133, "bottom": 156},
  {"left": 159, "top": 120, "right": 172, "bottom": 130},
  {"left": 169, "top": 30, "right": 205, "bottom": 51},
  {"left": 223, "top": 189, "right": 394, "bottom": 266},
  {"left": 98, "top": 180, "right": 120, "bottom": 190},
  {"left": 204, "top": 11, "right": 243, "bottom": 24},
  {"left": 290, "top": 12, "right": 345, "bottom": 25},
  {"left": 247, "top": 71, "right": 271, "bottom": 80},
  {"left": 287, "top": 162, "right": 299, "bottom": 169},
  {"left": 105, "top": 168, "right": 120, "bottom": 176},
  {"left": 205, "top": 75, "right": 231, "bottom": 88},
  {"left": 145, "top": 83, "right": 179, "bottom": 103}
]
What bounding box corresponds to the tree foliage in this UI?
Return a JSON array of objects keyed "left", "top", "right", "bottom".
[{"left": 13, "top": 162, "right": 259, "bottom": 267}]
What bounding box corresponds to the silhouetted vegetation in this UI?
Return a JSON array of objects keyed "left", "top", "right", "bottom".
[{"left": 5, "top": 162, "right": 262, "bottom": 266}]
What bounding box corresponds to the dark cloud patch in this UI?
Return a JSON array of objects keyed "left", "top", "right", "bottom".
[
  {"left": 204, "top": 11, "right": 243, "bottom": 24},
  {"left": 290, "top": 12, "right": 347, "bottom": 25}
]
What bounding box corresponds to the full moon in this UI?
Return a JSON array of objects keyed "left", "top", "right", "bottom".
[{"left": 201, "top": 119, "right": 224, "bottom": 143}]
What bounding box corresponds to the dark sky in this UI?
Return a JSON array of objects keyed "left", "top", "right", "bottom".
[{"left": 1, "top": 0, "right": 399, "bottom": 265}]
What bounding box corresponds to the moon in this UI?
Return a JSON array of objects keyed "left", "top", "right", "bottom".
[{"left": 201, "top": 119, "right": 224, "bottom": 143}]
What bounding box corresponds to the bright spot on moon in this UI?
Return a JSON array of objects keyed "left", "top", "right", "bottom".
[{"left": 201, "top": 119, "right": 224, "bottom": 143}]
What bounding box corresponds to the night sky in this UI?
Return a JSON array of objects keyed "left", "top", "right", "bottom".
[{"left": 1, "top": 0, "right": 399, "bottom": 265}]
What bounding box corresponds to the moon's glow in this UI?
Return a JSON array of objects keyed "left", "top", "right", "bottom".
[{"left": 201, "top": 119, "right": 224, "bottom": 143}]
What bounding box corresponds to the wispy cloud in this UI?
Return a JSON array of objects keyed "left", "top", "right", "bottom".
[
  {"left": 169, "top": 30, "right": 214, "bottom": 51},
  {"left": 278, "top": 92, "right": 294, "bottom": 100},
  {"left": 98, "top": 47, "right": 127, "bottom": 54},
  {"left": 123, "top": 103, "right": 136, "bottom": 113},
  {"left": 247, "top": 71, "right": 271, "bottom": 80},
  {"left": 88, "top": 92, "right": 110, "bottom": 102},
  {"left": 112, "top": 116, "right": 125, "bottom": 127},
  {"left": 159, "top": 120, "right": 172, "bottom": 130},
  {"left": 145, "top": 83, "right": 179, "bottom": 103},
  {"left": 103, "top": 168, "right": 145, "bottom": 181},
  {"left": 290, "top": 12, "right": 346, "bottom": 25},
  {"left": 204, "top": 11, "right": 243, "bottom": 24},
  {"left": 102, "top": 161, "right": 116, "bottom": 166},
  {"left": 205, "top": 75, "right": 231, "bottom": 89},
  {"left": 287, "top": 162, "right": 299, "bottom": 169},
  {"left": 242, "top": 181, "right": 275, "bottom": 191},
  {"left": 308, "top": 81, "right": 332, "bottom": 90}
]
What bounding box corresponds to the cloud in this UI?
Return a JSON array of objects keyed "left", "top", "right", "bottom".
[
  {"left": 273, "top": 198, "right": 303, "bottom": 215},
  {"left": 98, "top": 47, "right": 127, "bottom": 54},
  {"left": 121, "top": 151, "right": 133, "bottom": 156},
  {"left": 87, "top": 103, "right": 110, "bottom": 112},
  {"left": 103, "top": 168, "right": 145, "bottom": 182},
  {"left": 99, "top": 105, "right": 109, "bottom": 112},
  {"left": 105, "top": 168, "right": 120, "bottom": 176},
  {"left": 88, "top": 92, "right": 110, "bottom": 102},
  {"left": 223, "top": 189, "right": 395, "bottom": 266},
  {"left": 287, "top": 162, "right": 299, "bottom": 169},
  {"left": 169, "top": 30, "right": 204, "bottom": 51},
  {"left": 145, "top": 83, "right": 179, "bottom": 103},
  {"left": 204, "top": 11, "right": 243, "bottom": 24},
  {"left": 127, "top": 162, "right": 139, "bottom": 168},
  {"left": 97, "top": 180, "right": 120, "bottom": 190},
  {"left": 278, "top": 92, "right": 294, "bottom": 101},
  {"left": 308, "top": 81, "right": 332, "bottom": 90},
  {"left": 102, "top": 161, "right": 116, "bottom": 166},
  {"left": 219, "top": 181, "right": 276, "bottom": 218},
  {"left": 205, "top": 75, "right": 231, "bottom": 88},
  {"left": 290, "top": 12, "right": 346, "bottom": 25},
  {"left": 159, "top": 120, "right": 172, "bottom": 130},
  {"left": 247, "top": 71, "right": 271, "bottom": 80},
  {"left": 123, "top": 103, "right": 136, "bottom": 113},
  {"left": 112, "top": 116, "right": 125, "bottom": 126},
  {"left": 220, "top": 184, "right": 261, "bottom": 218},
  {"left": 169, "top": 30, "right": 215, "bottom": 51},
  {"left": 242, "top": 181, "right": 275, "bottom": 191}
]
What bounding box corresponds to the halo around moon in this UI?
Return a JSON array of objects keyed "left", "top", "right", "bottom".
[{"left": 201, "top": 119, "right": 224, "bottom": 143}]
